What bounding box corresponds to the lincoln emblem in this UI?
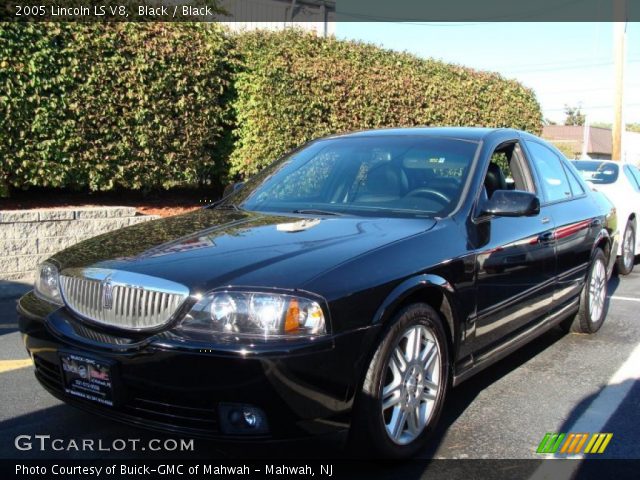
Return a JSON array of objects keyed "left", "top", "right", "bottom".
[{"left": 102, "top": 278, "right": 114, "bottom": 310}]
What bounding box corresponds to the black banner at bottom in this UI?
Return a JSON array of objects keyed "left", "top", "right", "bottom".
[{"left": 3, "top": 459, "right": 640, "bottom": 480}]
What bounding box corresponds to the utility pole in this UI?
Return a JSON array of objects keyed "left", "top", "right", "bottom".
[
  {"left": 581, "top": 116, "right": 590, "bottom": 160},
  {"left": 612, "top": 3, "right": 627, "bottom": 161}
]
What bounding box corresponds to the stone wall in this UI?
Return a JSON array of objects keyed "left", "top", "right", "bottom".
[{"left": 0, "top": 207, "right": 158, "bottom": 283}]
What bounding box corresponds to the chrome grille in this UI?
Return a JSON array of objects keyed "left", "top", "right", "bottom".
[{"left": 59, "top": 268, "right": 190, "bottom": 330}]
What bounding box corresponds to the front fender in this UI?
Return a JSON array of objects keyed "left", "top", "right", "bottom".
[{"left": 372, "top": 274, "right": 457, "bottom": 342}]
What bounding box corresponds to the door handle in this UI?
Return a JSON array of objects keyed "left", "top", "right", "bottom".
[
  {"left": 541, "top": 216, "right": 551, "bottom": 225},
  {"left": 538, "top": 231, "right": 554, "bottom": 244}
]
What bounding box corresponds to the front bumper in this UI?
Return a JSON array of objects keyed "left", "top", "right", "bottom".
[{"left": 18, "top": 292, "right": 376, "bottom": 441}]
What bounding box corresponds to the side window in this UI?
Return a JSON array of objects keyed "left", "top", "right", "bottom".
[
  {"left": 625, "top": 165, "right": 640, "bottom": 192},
  {"left": 564, "top": 163, "right": 585, "bottom": 196},
  {"left": 482, "top": 141, "right": 535, "bottom": 202},
  {"left": 525, "top": 141, "right": 572, "bottom": 203},
  {"left": 490, "top": 151, "right": 513, "bottom": 184}
]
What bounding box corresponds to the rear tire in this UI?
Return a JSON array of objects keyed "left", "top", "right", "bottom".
[
  {"left": 566, "top": 248, "right": 608, "bottom": 334},
  {"left": 616, "top": 222, "right": 636, "bottom": 276},
  {"left": 350, "top": 303, "right": 450, "bottom": 458}
]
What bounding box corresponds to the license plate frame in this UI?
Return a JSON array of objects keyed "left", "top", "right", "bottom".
[{"left": 58, "top": 352, "right": 117, "bottom": 407}]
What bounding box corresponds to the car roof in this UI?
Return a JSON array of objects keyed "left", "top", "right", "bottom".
[
  {"left": 326, "top": 127, "right": 521, "bottom": 142},
  {"left": 572, "top": 159, "right": 620, "bottom": 164}
]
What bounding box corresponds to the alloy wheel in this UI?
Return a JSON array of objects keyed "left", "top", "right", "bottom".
[
  {"left": 622, "top": 227, "right": 635, "bottom": 272},
  {"left": 381, "top": 325, "right": 441, "bottom": 445},
  {"left": 588, "top": 257, "right": 607, "bottom": 323}
]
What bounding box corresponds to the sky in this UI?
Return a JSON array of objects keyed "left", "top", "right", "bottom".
[{"left": 336, "top": 22, "right": 640, "bottom": 126}]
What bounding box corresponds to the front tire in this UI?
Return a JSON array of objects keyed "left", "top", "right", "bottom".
[
  {"left": 567, "top": 249, "right": 608, "bottom": 333},
  {"left": 617, "top": 222, "right": 636, "bottom": 275},
  {"left": 350, "top": 303, "right": 449, "bottom": 458}
]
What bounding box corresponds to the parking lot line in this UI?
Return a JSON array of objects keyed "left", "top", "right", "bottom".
[
  {"left": 564, "top": 341, "right": 640, "bottom": 438},
  {"left": 609, "top": 296, "right": 640, "bottom": 302},
  {"left": 0, "top": 359, "right": 33, "bottom": 374},
  {"left": 530, "top": 342, "right": 640, "bottom": 478}
]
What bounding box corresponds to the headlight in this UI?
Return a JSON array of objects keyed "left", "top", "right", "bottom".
[
  {"left": 34, "top": 262, "right": 63, "bottom": 305},
  {"left": 181, "top": 291, "right": 327, "bottom": 338}
]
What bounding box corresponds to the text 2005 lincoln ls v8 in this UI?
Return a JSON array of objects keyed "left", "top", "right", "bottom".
[{"left": 18, "top": 128, "right": 618, "bottom": 458}]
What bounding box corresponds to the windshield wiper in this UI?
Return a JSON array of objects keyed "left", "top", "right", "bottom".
[
  {"left": 292, "top": 209, "right": 342, "bottom": 216},
  {"left": 207, "top": 202, "right": 241, "bottom": 211}
]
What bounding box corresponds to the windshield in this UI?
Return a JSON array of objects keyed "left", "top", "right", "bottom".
[
  {"left": 573, "top": 160, "right": 619, "bottom": 185},
  {"left": 228, "top": 136, "right": 479, "bottom": 218}
]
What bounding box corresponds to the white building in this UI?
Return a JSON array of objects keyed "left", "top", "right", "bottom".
[
  {"left": 543, "top": 125, "right": 640, "bottom": 166},
  {"left": 623, "top": 130, "right": 640, "bottom": 166}
]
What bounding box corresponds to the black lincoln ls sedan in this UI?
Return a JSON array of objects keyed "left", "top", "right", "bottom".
[{"left": 18, "top": 127, "right": 618, "bottom": 458}]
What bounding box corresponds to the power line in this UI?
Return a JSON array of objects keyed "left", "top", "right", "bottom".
[
  {"left": 493, "top": 57, "right": 615, "bottom": 69},
  {"left": 338, "top": 17, "right": 499, "bottom": 26},
  {"left": 503, "top": 59, "right": 640, "bottom": 74},
  {"left": 337, "top": 0, "right": 588, "bottom": 23},
  {"left": 502, "top": 61, "right": 611, "bottom": 74},
  {"left": 544, "top": 103, "right": 640, "bottom": 112},
  {"left": 543, "top": 84, "right": 640, "bottom": 95},
  {"left": 501, "top": 54, "right": 640, "bottom": 69}
]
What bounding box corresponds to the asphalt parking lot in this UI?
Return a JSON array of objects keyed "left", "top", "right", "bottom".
[{"left": 0, "top": 263, "right": 638, "bottom": 461}]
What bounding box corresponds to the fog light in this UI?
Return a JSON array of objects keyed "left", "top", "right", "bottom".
[{"left": 219, "top": 403, "right": 269, "bottom": 435}]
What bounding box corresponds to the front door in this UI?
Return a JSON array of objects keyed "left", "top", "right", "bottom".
[{"left": 472, "top": 141, "right": 556, "bottom": 354}]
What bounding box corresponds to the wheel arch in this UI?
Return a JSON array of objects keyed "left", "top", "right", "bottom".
[
  {"left": 612, "top": 211, "right": 636, "bottom": 256},
  {"left": 592, "top": 226, "right": 615, "bottom": 277},
  {"left": 627, "top": 213, "right": 637, "bottom": 232},
  {"left": 626, "top": 213, "right": 637, "bottom": 249},
  {"left": 593, "top": 227, "right": 611, "bottom": 257},
  {"left": 373, "top": 275, "right": 459, "bottom": 357}
]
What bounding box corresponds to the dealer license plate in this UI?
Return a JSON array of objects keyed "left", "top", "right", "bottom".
[{"left": 59, "top": 352, "right": 115, "bottom": 407}]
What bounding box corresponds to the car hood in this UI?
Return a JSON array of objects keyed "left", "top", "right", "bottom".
[{"left": 50, "top": 209, "right": 436, "bottom": 293}]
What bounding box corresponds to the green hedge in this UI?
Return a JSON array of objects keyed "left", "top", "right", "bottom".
[
  {"left": 0, "top": 23, "right": 233, "bottom": 193},
  {"left": 0, "top": 26, "right": 542, "bottom": 193},
  {"left": 230, "top": 30, "right": 542, "bottom": 176}
]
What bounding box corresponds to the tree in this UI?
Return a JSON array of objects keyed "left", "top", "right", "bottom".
[
  {"left": 564, "top": 105, "right": 586, "bottom": 126},
  {"left": 553, "top": 142, "right": 577, "bottom": 159}
]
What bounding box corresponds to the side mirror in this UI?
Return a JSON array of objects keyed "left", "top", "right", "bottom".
[
  {"left": 222, "top": 181, "right": 244, "bottom": 198},
  {"left": 480, "top": 190, "right": 540, "bottom": 217}
]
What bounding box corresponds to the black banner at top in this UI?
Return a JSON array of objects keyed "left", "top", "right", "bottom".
[{"left": 0, "top": 0, "right": 638, "bottom": 23}]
